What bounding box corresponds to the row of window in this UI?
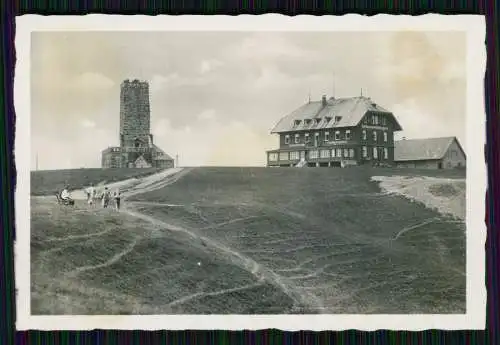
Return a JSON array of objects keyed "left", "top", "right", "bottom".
[
  {"left": 285, "top": 131, "right": 351, "bottom": 145},
  {"left": 309, "top": 149, "right": 356, "bottom": 159},
  {"left": 362, "top": 146, "right": 389, "bottom": 160},
  {"left": 291, "top": 113, "right": 385, "bottom": 129},
  {"left": 284, "top": 130, "right": 388, "bottom": 144},
  {"left": 362, "top": 113, "right": 387, "bottom": 126},
  {"left": 292, "top": 116, "right": 343, "bottom": 128},
  {"left": 269, "top": 148, "right": 356, "bottom": 161},
  {"left": 362, "top": 130, "right": 388, "bottom": 143},
  {"left": 269, "top": 146, "right": 390, "bottom": 161}
]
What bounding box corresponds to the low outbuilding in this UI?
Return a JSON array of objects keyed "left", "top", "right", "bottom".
[{"left": 394, "top": 136, "right": 466, "bottom": 169}]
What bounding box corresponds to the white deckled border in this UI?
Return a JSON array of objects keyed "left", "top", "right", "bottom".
[{"left": 14, "top": 14, "right": 486, "bottom": 331}]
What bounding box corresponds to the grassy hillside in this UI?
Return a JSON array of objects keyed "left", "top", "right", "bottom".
[
  {"left": 31, "top": 167, "right": 466, "bottom": 314},
  {"left": 31, "top": 168, "right": 162, "bottom": 196}
]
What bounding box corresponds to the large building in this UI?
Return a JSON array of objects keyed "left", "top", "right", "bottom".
[
  {"left": 394, "top": 136, "right": 466, "bottom": 169},
  {"left": 266, "top": 95, "right": 403, "bottom": 167},
  {"left": 101, "top": 79, "right": 174, "bottom": 169}
]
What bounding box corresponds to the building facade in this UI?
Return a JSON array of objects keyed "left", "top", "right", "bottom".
[
  {"left": 101, "top": 79, "right": 174, "bottom": 169},
  {"left": 266, "top": 95, "right": 403, "bottom": 167},
  {"left": 394, "top": 137, "right": 466, "bottom": 169}
]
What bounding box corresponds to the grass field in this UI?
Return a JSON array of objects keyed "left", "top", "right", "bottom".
[
  {"left": 31, "top": 167, "right": 466, "bottom": 314},
  {"left": 31, "top": 168, "right": 162, "bottom": 196}
]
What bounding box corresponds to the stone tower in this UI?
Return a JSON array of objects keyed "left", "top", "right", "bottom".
[
  {"left": 100, "top": 79, "right": 174, "bottom": 169},
  {"left": 119, "top": 79, "right": 152, "bottom": 149}
]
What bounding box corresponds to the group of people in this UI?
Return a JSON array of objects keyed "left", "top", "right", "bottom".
[
  {"left": 85, "top": 184, "right": 122, "bottom": 210},
  {"left": 59, "top": 184, "right": 122, "bottom": 210}
]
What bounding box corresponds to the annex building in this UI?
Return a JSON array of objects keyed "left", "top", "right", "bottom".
[
  {"left": 266, "top": 95, "right": 403, "bottom": 167},
  {"left": 394, "top": 137, "right": 466, "bottom": 169},
  {"left": 101, "top": 79, "right": 174, "bottom": 169}
]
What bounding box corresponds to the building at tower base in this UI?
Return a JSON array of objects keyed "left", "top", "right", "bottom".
[{"left": 101, "top": 79, "right": 174, "bottom": 169}]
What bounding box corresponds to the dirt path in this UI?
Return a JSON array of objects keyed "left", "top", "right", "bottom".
[{"left": 114, "top": 167, "right": 327, "bottom": 313}]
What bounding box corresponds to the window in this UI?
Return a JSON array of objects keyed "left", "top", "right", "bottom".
[
  {"left": 289, "top": 151, "right": 299, "bottom": 160},
  {"left": 324, "top": 132, "right": 330, "bottom": 142},
  {"left": 334, "top": 131, "right": 341, "bottom": 140},
  {"left": 293, "top": 120, "right": 301, "bottom": 127},
  {"left": 362, "top": 130, "right": 367, "bottom": 140},
  {"left": 345, "top": 130, "right": 352, "bottom": 141},
  {"left": 362, "top": 116, "right": 368, "bottom": 124},
  {"left": 320, "top": 149, "right": 330, "bottom": 158},
  {"left": 372, "top": 114, "right": 379, "bottom": 125},
  {"left": 373, "top": 147, "right": 378, "bottom": 159},
  {"left": 362, "top": 146, "right": 368, "bottom": 158},
  {"left": 383, "top": 131, "right": 388, "bottom": 142},
  {"left": 315, "top": 118, "right": 321, "bottom": 125},
  {"left": 334, "top": 116, "right": 342, "bottom": 123},
  {"left": 372, "top": 131, "right": 378, "bottom": 142},
  {"left": 381, "top": 117, "right": 387, "bottom": 126},
  {"left": 383, "top": 148, "right": 388, "bottom": 159},
  {"left": 305, "top": 133, "right": 310, "bottom": 143},
  {"left": 331, "top": 149, "right": 336, "bottom": 158},
  {"left": 305, "top": 119, "right": 312, "bottom": 125},
  {"left": 279, "top": 152, "right": 289, "bottom": 161},
  {"left": 269, "top": 153, "right": 278, "bottom": 161},
  {"left": 349, "top": 149, "right": 355, "bottom": 158},
  {"left": 309, "top": 150, "right": 319, "bottom": 159},
  {"left": 336, "top": 148, "right": 342, "bottom": 157},
  {"left": 344, "top": 149, "right": 349, "bottom": 158},
  {"left": 284, "top": 135, "right": 290, "bottom": 144},
  {"left": 294, "top": 134, "right": 300, "bottom": 144}
]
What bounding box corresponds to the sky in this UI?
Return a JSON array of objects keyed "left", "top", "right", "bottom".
[{"left": 30, "top": 31, "right": 466, "bottom": 170}]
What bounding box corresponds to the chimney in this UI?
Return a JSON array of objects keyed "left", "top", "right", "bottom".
[{"left": 322, "top": 95, "right": 327, "bottom": 106}]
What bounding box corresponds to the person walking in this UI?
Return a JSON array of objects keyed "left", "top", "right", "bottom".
[
  {"left": 113, "top": 190, "right": 121, "bottom": 211},
  {"left": 91, "top": 186, "right": 97, "bottom": 206},
  {"left": 86, "top": 183, "right": 95, "bottom": 206},
  {"left": 102, "top": 187, "right": 111, "bottom": 208}
]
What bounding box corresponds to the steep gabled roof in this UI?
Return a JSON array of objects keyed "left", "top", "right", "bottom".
[
  {"left": 134, "top": 154, "right": 151, "bottom": 167},
  {"left": 271, "top": 96, "right": 402, "bottom": 133},
  {"left": 394, "top": 136, "right": 465, "bottom": 162},
  {"left": 152, "top": 144, "right": 174, "bottom": 161}
]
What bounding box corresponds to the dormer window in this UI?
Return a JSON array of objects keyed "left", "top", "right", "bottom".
[
  {"left": 293, "top": 120, "right": 301, "bottom": 127},
  {"left": 304, "top": 119, "right": 312, "bottom": 125},
  {"left": 325, "top": 116, "right": 332, "bottom": 123},
  {"left": 334, "top": 116, "right": 342, "bottom": 124},
  {"left": 315, "top": 118, "right": 321, "bottom": 125}
]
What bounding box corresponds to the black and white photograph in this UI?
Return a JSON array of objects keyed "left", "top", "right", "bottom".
[{"left": 16, "top": 15, "right": 485, "bottom": 330}]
